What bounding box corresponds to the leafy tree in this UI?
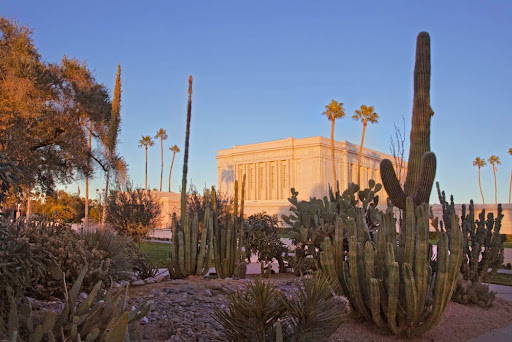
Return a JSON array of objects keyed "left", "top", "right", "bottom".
[
  {"left": 168, "top": 145, "right": 180, "bottom": 192},
  {"left": 59, "top": 57, "right": 111, "bottom": 225},
  {"left": 353, "top": 105, "right": 379, "bottom": 185},
  {"left": 473, "top": 157, "right": 486, "bottom": 204},
  {"left": 488, "top": 155, "right": 501, "bottom": 204},
  {"left": 31, "top": 190, "right": 85, "bottom": 223},
  {"left": 0, "top": 18, "right": 110, "bottom": 201},
  {"left": 322, "top": 100, "right": 345, "bottom": 187},
  {"left": 138, "top": 136, "right": 154, "bottom": 190},
  {"left": 106, "top": 184, "right": 161, "bottom": 243},
  {"left": 155, "top": 128, "right": 168, "bottom": 192}
]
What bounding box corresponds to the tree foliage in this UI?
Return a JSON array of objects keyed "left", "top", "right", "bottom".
[
  {"left": 0, "top": 17, "right": 111, "bottom": 197},
  {"left": 244, "top": 212, "right": 287, "bottom": 273}
]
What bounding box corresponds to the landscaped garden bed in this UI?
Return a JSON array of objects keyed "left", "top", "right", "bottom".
[{"left": 124, "top": 276, "right": 512, "bottom": 341}]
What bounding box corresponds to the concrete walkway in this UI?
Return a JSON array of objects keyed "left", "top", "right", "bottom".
[
  {"left": 468, "top": 284, "right": 512, "bottom": 341},
  {"left": 468, "top": 324, "right": 512, "bottom": 342}
]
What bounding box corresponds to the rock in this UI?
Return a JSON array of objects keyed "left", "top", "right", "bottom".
[
  {"left": 131, "top": 279, "right": 145, "bottom": 286},
  {"left": 144, "top": 278, "right": 156, "bottom": 284},
  {"left": 79, "top": 292, "right": 88, "bottom": 300}
]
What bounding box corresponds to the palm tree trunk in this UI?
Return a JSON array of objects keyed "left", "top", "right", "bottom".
[
  {"left": 493, "top": 165, "right": 498, "bottom": 204},
  {"left": 169, "top": 151, "right": 176, "bottom": 192},
  {"left": 330, "top": 119, "right": 336, "bottom": 187},
  {"left": 357, "top": 122, "right": 367, "bottom": 185},
  {"left": 159, "top": 138, "right": 163, "bottom": 192},
  {"left": 145, "top": 147, "right": 148, "bottom": 191},
  {"left": 85, "top": 121, "right": 92, "bottom": 227},
  {"left": 478, "top": 167, "right": 485, "bottom": 204},
  {"left": 181, "top": 76, "right": 193, "bottom": 221}
]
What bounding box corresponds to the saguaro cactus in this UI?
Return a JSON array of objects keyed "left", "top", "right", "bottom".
[
  {"left": 380, "top": 32, "right": 437, "bottom": 209},
  {"left": 320, "top": 198, "right": 463, "bottom": 336}
]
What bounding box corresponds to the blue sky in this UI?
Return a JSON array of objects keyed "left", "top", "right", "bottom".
[{"left": 2, "top": 0, "right": 511, "bottom": 203}]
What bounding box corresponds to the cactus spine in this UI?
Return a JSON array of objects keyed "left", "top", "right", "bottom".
[
  {"left": 380, "top": 32, "right": 437, "bottom": 209},
  {"left": 320, "top": 198, "right": 463, "bottom": 336}
]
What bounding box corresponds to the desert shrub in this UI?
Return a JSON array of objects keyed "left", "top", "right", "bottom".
[
  {"left": 0, "top": 266, "right": 149, "bottom": 341},
  {"left": 0, "top": 218, "right": 151, "bottom": 302},
  {"left": 106, "top": 184, "right": 161, "bottom": 243},
  {"left": 214, "top": 274, "right": 345, "bottom": 342},
  {"left": 81, "top": 229, "right": 153, "bottom": 280},
  {"left": 244, "top": 212, "right": 287, "bottom": 273}
]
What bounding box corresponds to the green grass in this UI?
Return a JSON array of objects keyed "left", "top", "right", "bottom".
[
  {"left": 140, "top": 241, "right": 169, "bottom": 267},
  {"left": 489, "top": 273, "right": 512, "bottom": 287}
]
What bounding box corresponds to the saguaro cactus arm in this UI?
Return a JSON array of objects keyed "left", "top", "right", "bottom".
[{"left": 380, "top": 32, "right": 436, "bottom": 209}]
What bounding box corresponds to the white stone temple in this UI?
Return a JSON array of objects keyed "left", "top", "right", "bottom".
[{"left": 216, "top": 136, "right": 403, "bottom": 218}]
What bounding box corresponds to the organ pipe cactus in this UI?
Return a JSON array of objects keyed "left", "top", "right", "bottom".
[
  {"left": 380, "top": 32, "right": 437, "bottom": 209},
  {"left": 169, "top": 204, "right": 213, "bottom": 277},
  {"left": 212, "top": 175, "right": 246, "bottom": 279},
  {"left": 434, "top": 182, "right": 505, "bottom": 307},
  {"left": 320, "top": 197, "right": 463, "bottom": 336},
  {"left": 169, "top": 176, "right": 246, "bottom": 278}
]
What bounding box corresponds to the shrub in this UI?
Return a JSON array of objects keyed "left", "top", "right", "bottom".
[
  {"left": 244, "top": 212, "right": 287, "bottom": 273},
  {"left": 0, "top": 218, "right": 149, "bottom": 302},
  {"left": 106, "top": 184, "right": 161, "bottom": 243}
]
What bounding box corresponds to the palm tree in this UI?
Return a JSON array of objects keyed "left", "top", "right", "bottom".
[
  {"left": 352, "top": 105, "right": 379, "bottom": 185},
  {"left": 155, "top": 128, "right": 168, "bottom": 192},
  {"left": 488, "top": 155, "right": 501, "bottom": 204},
  {"left": 168, "top": 145, "right": 180, "bottom": 192},
  {"left": 138, "top": 136, "right": 154, "bottom": 190},
  {"left": 322, "top": 100, "right": 345, "bottom": 188},
  {"left": 508, "top": 148, "right": 512, "bottom": 203},
  {"left": 473, "top": 157, "right": 486, "bottom": 204}
]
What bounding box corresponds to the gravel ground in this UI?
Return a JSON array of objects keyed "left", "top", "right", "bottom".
[{"left": 127, "top": 276, "right": 512, "bottom": 342}]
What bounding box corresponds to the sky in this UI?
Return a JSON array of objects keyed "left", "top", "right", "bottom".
[{"left": 1, "top": 0, "right": 511, "bottom": 203}]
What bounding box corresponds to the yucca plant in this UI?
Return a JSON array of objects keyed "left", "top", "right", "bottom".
[
  {"left": 281, "top": 273, "right": 345, "bottom": 342},
  {"left": 215, "top": 275, "right": 346, "bottom": 342},
  {"left": 214, "top": 280, "right": 286, "bottom": 342}
]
